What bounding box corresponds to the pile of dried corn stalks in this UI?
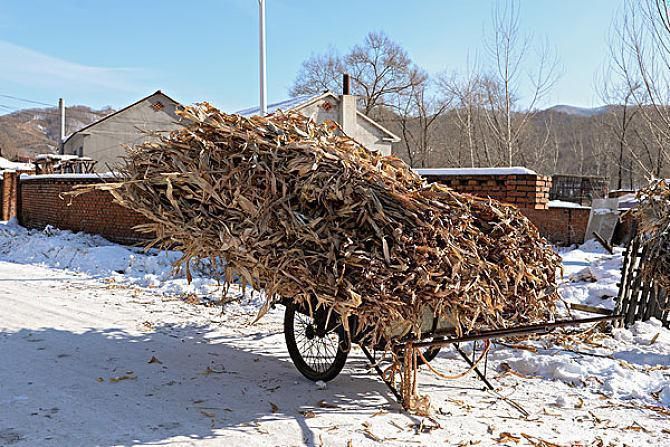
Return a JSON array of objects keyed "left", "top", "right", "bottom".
[
  {"left": 87, "top": 102, "right": 560, "bottom": 341},
  {"left": 630, "top": 179, "right": 670, "bottom": 290},
  {"left": 78, "top": 103, "right": 561, "bottom": 412}
]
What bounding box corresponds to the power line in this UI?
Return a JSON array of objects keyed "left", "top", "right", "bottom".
[
  {"left": 0, "top": 93, "right": 54, "bottom": 107},
  {"left": 83, "top": 135, "right": 155, "bottom": 157},
  {"left": 0, "top": 103, "right": 178, "bottom": 128},
  {"left": 0, "top": 93, "right": 115, "bottom": 117}
]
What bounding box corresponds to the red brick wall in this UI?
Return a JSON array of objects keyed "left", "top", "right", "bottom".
[
  {"left": 520, "top": 207, "right": 591, "bottom": 246},
  {"left": 424, "top": 174, "right": 551, "bottom": 209},
  {"left": 18, "top": 176, "right": 151, "bottom": 244},
  {"left": 16, "top": 175, "right": 586, "bottom": 247},
  {"left": 420, "top": 172, "right": 590, "bottom": 244}
]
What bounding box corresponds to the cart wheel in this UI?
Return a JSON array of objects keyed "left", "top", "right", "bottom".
[{"left": 284, "top": 302, "right": 349, "bottom": 382}]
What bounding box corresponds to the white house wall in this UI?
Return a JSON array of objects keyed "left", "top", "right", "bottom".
[
  {"left": 63, "top": 93, "right": 182, "bottom": 172},
  {"left": 349, "top": 114, "right": 392, "bottom": 156},
  {"left": 298, "top": 98, "right": 393, "bottom": 156}
]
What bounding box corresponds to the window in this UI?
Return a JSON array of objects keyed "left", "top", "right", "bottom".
[{"left": 151, "top": 101, "right": 165, "bottom": 111}]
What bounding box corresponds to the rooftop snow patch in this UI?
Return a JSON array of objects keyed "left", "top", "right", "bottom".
[
  {"left": 0, "top": 157, "right": 32, "bottom": 171},
  {"left": 548, "top": 200, "right": 590, "bottom": 209},
  {"left": 20, "top": 172, "right": 120, "bottom": 181},
  {"left": 34, "top": 154, "right": 93, "bottom": 161},
  {"left": 414, "top": 167, "right": 538, "bottom": 176},
  {"left": 236, "top": 94, "right": 317, "bottom": 117}
]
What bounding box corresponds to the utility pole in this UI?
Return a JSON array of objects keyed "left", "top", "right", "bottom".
[
  {"left": 58, "top": 98, "right": 65, "bottom": 155},
  {"left": 258, "top": 0, "right": 267, "bottom": 115}
]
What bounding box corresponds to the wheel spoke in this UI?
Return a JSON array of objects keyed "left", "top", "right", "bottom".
[{"left": 288, "top": 305, "right": 346, "bottom": 377}]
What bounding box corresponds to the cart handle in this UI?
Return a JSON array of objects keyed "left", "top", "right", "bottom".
[{"left": 411, "top": 314, "right": 621, "bottom": 350}]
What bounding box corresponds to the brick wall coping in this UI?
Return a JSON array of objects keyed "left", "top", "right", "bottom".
[
  {"left": 20, "top": 172, "right": 121, "bottom": 182},
  {"left": 414, "top": 166, "right": 538, "bottom": 176}
]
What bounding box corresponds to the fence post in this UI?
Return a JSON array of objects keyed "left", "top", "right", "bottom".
[
  {"left": 1, "top": 171, "right": 19, "bottom": 221},
  {"left": 616, "top": 234, "right": 670, "bottom": 328}
]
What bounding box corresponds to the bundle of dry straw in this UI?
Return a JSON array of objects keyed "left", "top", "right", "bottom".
[
  {"left": 86, "top": 103, "right": 560, "bottom": 345},
  {"left": 630, "top": 179, "right": 670, "bottom": 290}
]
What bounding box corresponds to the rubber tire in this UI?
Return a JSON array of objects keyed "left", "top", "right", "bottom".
[{"left": 284, "top": 302, "right": 349, "bottom": 382}]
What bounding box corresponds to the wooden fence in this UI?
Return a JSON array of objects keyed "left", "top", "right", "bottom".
[{"left": 614, "top": 236, "right": 670, "bottom": 327}]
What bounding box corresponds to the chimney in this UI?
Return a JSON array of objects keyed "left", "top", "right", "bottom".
[
  {"left": 339, "top": 73, "right": 356, "bottom": 136},
  {"left": 58, "top": 98, "right": 66, "bottom": 155},
  {"left": 342, "top": 73, "right": 350, "bottom": 95}
]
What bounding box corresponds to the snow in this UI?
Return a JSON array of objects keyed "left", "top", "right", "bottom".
[
  {"left": 547, "top": 104, "right": 613, "bottom": 117},
  {"left": 34, "top": 154, "right": 81, "bottom": 161},
  {"left": 20, "top": 172, "right": 120, "bottom": 181},
  {"left": 558, "top": 239, "right": 624, "bottom": 309},
  {"left": 0, "top": 220, "right": 253, "bottom": 307},
  {"left": 616, "top": 193, "right": 639, "bottom": 210},
  {"left": 0, "top": 156, "right": 32, "bottom": 171},
  {"left": 490, "top": 318, "right": 670, "bottom": 405},
  {"left": 236, "top": 94, "right": 318, "bottom": 117},
  {"left": 0, "top": 221, "right": 668, "bottom": 446},
  {"left": 548, "top": 200, "right": 590, "bottom": 209},
  {"left": 415, "top": 166, "right": 538, "bottom": 176}
]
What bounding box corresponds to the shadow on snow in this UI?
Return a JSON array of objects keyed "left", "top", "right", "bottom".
[{"left": 0, "top": 323, "right": 401, "bottom": 446}]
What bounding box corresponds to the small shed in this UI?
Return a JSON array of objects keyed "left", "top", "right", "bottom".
[{"left": 549, "top": 174, "right": 609, "bottom": 206}]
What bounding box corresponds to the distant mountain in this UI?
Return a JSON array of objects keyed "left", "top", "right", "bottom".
[
  {"left": 0, "top": 105, "right": 113, "bottom": 161},
  {"left": 544, "top": 104, "right": 613, "bottom": 117}
]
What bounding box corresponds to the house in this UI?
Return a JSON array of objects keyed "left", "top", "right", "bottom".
[
  {"left": 62, "top": 91, "right": 182, "bottom": 171},
  {"left": 64, "top": 85, "right": 400, "bottom": 171},
  {"left": 237, "top": 90, "right": 400, "bottom": 156}
]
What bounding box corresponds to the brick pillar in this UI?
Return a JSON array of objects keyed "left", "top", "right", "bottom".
[{"left": 2, "top": 171, "right": 19, "bottom": 221}]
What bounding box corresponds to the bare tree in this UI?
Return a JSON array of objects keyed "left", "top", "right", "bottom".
[
  {"left": 394, "top": 76, "right": 452, "bottom": 167},
  {"left": 438, "top": 62, "right": 490, "bottom": 167},
  {"left": 482, "top": 0, "right": 560, "bottom": 166},
  {"left": 611, "top": 0, "right": 670, "bottom": 180},
  {"left": 346, "top": 32, "right": 426, "bottom": 115},
  {"left": 289, "top": 48, "right": 345, "bottom": 97},
  {"left": 599, "top": 73, "right": 640, "bottom": 189},
  {"left": 290, "top": 32, "right": 425, "bottom": 117}
]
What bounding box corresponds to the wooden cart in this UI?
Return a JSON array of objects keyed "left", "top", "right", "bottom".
[{"left": 281, "top": 298, "right": 620, "bottom": 405}]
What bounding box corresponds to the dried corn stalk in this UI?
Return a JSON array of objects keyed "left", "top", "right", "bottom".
[
  {"left": 629, "top": 179, "right": 670, "bottom": 291},
  {"left": 78, "top": 102, "right": 560, "bottom": 347}
]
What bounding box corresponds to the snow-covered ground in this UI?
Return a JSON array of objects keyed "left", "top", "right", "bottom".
[
  {"left": 0, "top": 222, "right": 668, "bottom": 446},
  {"left": 0, "top": 220, "right": 255, "bottom": 308},
  {"left": 559, "top": 239, "right": 625, "bottom": 310}
]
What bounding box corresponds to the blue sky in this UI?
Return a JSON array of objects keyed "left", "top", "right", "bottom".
[{"left": 0, "top": 0, "right": 621, "bottom": 113}]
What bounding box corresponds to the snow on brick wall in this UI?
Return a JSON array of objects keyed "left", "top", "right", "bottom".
[{"left": 18, "top": 177, "right": 150, "bottom": 244}]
